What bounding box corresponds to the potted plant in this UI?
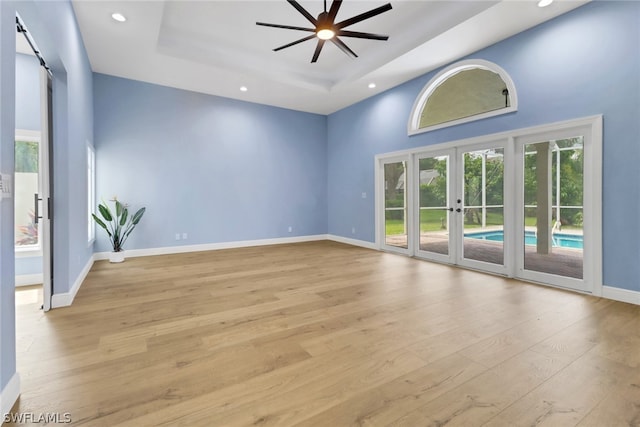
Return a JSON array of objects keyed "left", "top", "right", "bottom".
[{"left": 92, "top": 197, "right": 146, "bottom": 263}]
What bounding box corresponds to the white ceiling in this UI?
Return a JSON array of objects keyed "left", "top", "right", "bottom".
[{"left": 64, "top": 0, "right": 588, "bottom": 115}]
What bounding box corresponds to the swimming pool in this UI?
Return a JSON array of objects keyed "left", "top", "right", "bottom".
[{"left": 464, "top": 230, "right": 583, "bottom": 249}]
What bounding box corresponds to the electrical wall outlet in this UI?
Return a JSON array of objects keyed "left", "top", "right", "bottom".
[
  {"left": 182, "top": 233, "right": 188, "bottom": 240},
  {"left": 175, "top": 233, "right": 180, "bottom": 240},
  {"left": 352, "top": 227, "right": 356, "bottom": 234},
  {"left": 288, "top": 226, "right": 293, "bottom": 233}
]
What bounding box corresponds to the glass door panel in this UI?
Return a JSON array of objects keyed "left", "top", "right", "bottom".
[
  {"left": 384, "top": 161, "right": 408, "bottom": 249},
  {"left": 522, "top": 138, "right": 584, "bottom": 279},
  {"left": 417, "top": 154, "right": 450, "bottom": 257},
  {"left": 461, "top": 148, "right": 505, "bottom": 266}
]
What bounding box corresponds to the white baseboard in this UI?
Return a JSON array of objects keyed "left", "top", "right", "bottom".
[
  {"left": 51, "top": 256, "right": 95, "bottom": 309},
  {"left": 1, "top": 372, "right": 20, "bottom": 421},
  {"left": 327, "top": 234, "right": 377, "bottom": 250},
  {"left": 14, "top": 274, "right": 43, "bottom": 287},
  {"left": 93, "top": 234, "right": 330, "bottom": 261},
  {"left": 602, "top": 286, "right": 640, "bottom": 306}
]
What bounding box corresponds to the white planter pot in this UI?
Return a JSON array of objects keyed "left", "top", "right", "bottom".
[{"left": 109, "top": 251, "right": 125, "bottom": 263}]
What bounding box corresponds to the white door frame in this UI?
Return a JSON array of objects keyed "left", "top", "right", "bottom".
[
  {"left": 454, "top": 139, "right": 512, "bottom": 276},
  {"left": 513, "top": 120, "right": 602, "bottom": 293},
  {"left": 375, "top": 115, "right": 603, "bottom": 296},
  {"left": 376, "top": 155, "right": 413, "bottom": 255},
  {"left": 413, "top": 148, "right": 456, "bottom": 265}
]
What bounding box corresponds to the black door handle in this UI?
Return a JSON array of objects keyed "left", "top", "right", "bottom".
[
  {"left": 34, "top": 193, "right": 43, "bottom": 224},
  {"left": 456, "top": 208, "right": 462, "bottom": 213},
  {"left": 448, "top": 208, "right": 454, "bottom": 212}
]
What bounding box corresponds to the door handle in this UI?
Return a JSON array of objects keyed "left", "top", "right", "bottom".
[
  {"left": 448, "top": 208, "right": 454, "bottom": 212},
  {"left": 456, "top": 208, "right": 462, "bottom": 213},
  {"left": 34, "top": 193, "right": 43, "bottom": 224}
]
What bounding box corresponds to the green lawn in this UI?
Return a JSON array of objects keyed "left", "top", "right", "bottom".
[{"left": 384, "top": 210, "right": 579, "bottom": 236}]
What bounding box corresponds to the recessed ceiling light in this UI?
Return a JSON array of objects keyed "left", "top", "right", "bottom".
[
  {"left": 111, "top": 13, "right": 126, "bottom": 22},
  {"left": 368, "top": 83, "right": 376, "bottom": 89},
  {"left": 240, "top": 86, "right": 248, "bottom": 92},
  {"left": 537, "top": 0, "right": 553, "bottom": 7}
]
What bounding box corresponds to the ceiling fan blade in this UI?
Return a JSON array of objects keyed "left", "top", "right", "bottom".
[
  {"left": 287, "top": 0, "right": 318, "bottom": 26},
  {"left": 337, "top": 30, "right": 389, "bottom": 41},
  {"left": 257, "top": 22, "right": 315, "bottom": 32},
  {"left": 327, "top": 0, "right": 343, "bottom": 23},
  {"left": 331, "top": 37, "right": 358, "bottom": 59},
  {"left": 311, "top": 39, "right": 326, "bottom": 63},
  {"left": 274, "top": 35, "right": 317, "bottom": 52},
  {"left": 335, "top": 3, "right": 392, "bottom": 30}
]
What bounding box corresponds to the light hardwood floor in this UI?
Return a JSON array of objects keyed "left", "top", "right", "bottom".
[{"left": 10, "top": 241, "right": 640, "bottom": 426}]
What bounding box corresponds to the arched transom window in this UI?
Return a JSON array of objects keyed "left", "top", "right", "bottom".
[{"left": 408, "top": 59, "right": 517, "bottom": 135}]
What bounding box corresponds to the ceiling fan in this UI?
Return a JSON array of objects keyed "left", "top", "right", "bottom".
[{"left": 256, "top": 0, "right": 393, "bottom": 63}]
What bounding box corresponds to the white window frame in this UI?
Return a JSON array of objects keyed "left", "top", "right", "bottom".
[{"left": 408, "top": 59, "right": 518, "bottom": 136}]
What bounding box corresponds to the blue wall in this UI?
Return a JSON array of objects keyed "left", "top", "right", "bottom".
[
  {"left": 1, "top": 0, "right": 93, "bottom": 396},
  {"left": 15, "top": 53, "right": 43, "bottom": 278},
  {"left": 93, "top": 74, "right": 327, "bottom": 252},
  {"left": 0, "top": 0, "right": 18, "bottom": 398},
  {"left": 327, "top": 1, "right": 640, "bottom": 292}
]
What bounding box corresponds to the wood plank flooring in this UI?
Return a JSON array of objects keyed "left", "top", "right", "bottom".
[{"left": 9, "top": 241, "right": 640, "bottom": 426}]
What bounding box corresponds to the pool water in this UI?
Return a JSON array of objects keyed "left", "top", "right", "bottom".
[{"left": 464, "top": 230, "right": 583, "bottom": 249}]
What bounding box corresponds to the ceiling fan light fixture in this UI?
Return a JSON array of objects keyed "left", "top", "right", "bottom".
[
  {"left": 537, "top": 0, "right": 553, "bottom": 7},
  {"left": 257, "top": 1, "right": 393, "bottom": 63},
  {"left": 316, "top": 10, "right": 335, "bottom": 40},
  {"left": 316, "top": 28, "right": 335, "bottom": 40}
]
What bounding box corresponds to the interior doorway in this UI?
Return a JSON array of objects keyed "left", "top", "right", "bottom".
[{"left": 15, "top": 16, "right": 54, "bottom": 311}]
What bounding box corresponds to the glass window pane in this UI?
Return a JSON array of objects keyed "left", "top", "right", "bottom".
[
  {"left": 15, "top": 140, "right": 39, "bottom": 248},
  {"left": 462, "top": 148, "right": 504, "bottom": 265},
  {"left": 420, "top": 68, "right": 510, "bottom": 128},
  {"left": 418, "top": 155, "right": 448, "bottom": 255},
  {"left": 523, "top": 139, "right": 583, "bottom": 279},
  {"left": 384, "top": 162, "right": 407, "bottom": 249}
]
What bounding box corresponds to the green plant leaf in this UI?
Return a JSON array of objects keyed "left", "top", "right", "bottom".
[
  {"left": 92, "top": 214, "right": 112, "bottom": 237},
  {"left": 119, "top": 208, "right": 128, "bottom": 226},
  {"left": 92, "top": 214, "right": 108, "bottom": 231},
  {"left": 115, "top": 200, "right": 124, "bottom": 218},
  {"left": 131, "top": 207, "right": 146, "bottom": 225},
  {"left": 98, "top": 204, "right": 113, "bottom": 222}
]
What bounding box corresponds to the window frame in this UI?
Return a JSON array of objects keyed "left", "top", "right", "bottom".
[{"left": 408, "top": 59, "right": 518, "bottom": 136}]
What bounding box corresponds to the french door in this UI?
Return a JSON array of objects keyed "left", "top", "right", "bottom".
[
  {"left": 412, "top": 141, "right": 509, "bottom": 276},
  {"left": 377, "top": 116, "right": 601, "bottom": 295},
  {"left": 514, "top": 124, "right": 596, "bottom": 292}
]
